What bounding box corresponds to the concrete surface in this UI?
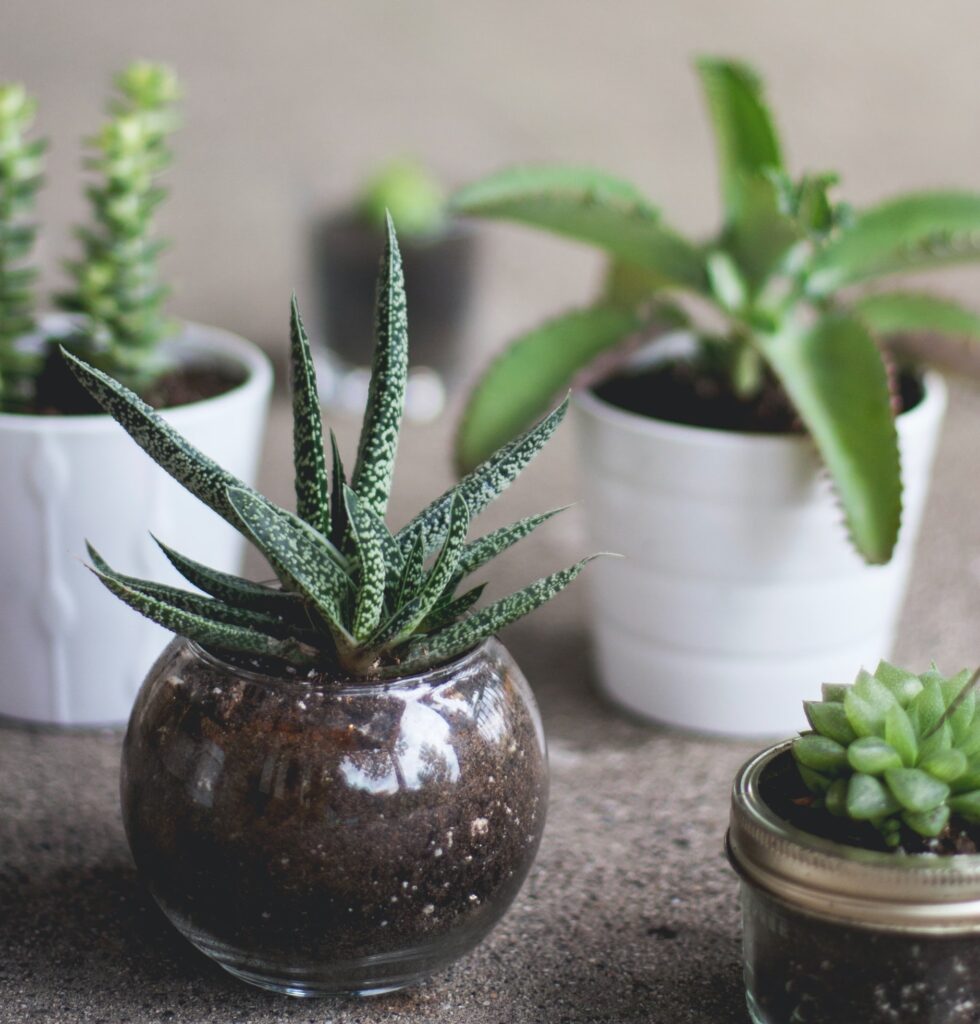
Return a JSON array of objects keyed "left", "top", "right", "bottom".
[{"left": 3, "top": 378, "right": 980, "bottom": 1024}]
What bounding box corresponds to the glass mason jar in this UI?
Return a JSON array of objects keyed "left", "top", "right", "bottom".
[
  {"left": 121, "top": 636, "right": 548, "bottom": 997},
  {"left": 728, "top": 743, "right": 980, "bottom": 1024}
]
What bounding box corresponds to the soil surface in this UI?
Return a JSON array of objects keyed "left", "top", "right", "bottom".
[
  {"left": 593, "top": 359, "right": 924, "bottom": 434},
  {"left": 26, "top": 343, "right": 241, "bottom": 415},
  {"left": 120, "top": 640, "right": 547, "bottom": 990}
]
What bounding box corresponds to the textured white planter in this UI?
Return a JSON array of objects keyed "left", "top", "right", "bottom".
[
  {"left": 0, "top": 322, "right": 273, "bottom": 726},
  {"left": 573, "top": 366, "right": 947, "bottom": 738}
]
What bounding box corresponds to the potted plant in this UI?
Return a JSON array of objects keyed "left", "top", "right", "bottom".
[
  {"left": 63, "top": 219, "right": 596, "bottom": 997},
  {"left": 450, "top": 56, "right": 980, "bottom": 735},
  {"left": 0, "top": 65, "right": 272, "bottom": 726},
  {"left": 728, "top": 661, "right": 980, "bottom": 1023},
  {"left": 311, "top": 158, "right": 476, "bottom": 420}
]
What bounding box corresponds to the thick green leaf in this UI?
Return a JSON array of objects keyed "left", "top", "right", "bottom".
[
  {"left": 328, "top": 428, "right": 349, "bottom": 549},
  {"left": 62, "top": 348, "right": 258, "bottom": 529},
  {"left": 150, "top": 535, "right": 305, "bottom": 617},
  {"left": 451, "top": 166, "right": 707, "bottom": 291},
  {"left": 903, "top": 805, "right": 950, "bottom": 838},
  {"left": 226, "top": 487, "right": 352, "bottom": 638},
  {"left": 847, "top": 737, "right": 902, "bottom": 775},
  {"left": 455, "top": 305, "right": 639, "bottom": 472},
  {"left": 351, "top": 215, "right": 408, "bottom": 519},
  {"left": 803, "top": 700, "right": 857, "bottom": 746},
  {"left": 420, "top": 583, "right": 487, "bottom": 633},
  {"left": 920, "top": 749, "right": 968, "bottom": 783},
  {"left": 393, "top": 555, "right": 600, "bottom": 675},
  {"left": 400, "top": 396, "right": 569, "bottom": 558},
  {"left": 809, "top": 192, "right": 980, "bottom": 294},
  {"left": 949, "top": 790, "right": 980, "bottom": 822},
  {"left": 854, "top": 291, "right": 980, "bottom": 342},
  {"left": 755, "top": 315, "right": 900, "bottom": 564},
  {"left": 395, "top": 534, "right": 425, "bottom": 609},
  {"left": 289, "top": 294, "right": 329, "bottom": 534},
  {"left": 88, "top": 566, "right": 318, "bottom": 667},
  {"left": 695, "top": 57, "right": 783, "bottom": 217},
  {"left": 794, "top": 734, "right": 848, "bottom": 773},
  {"left": 344, "top": 486, "right": 389, "bottom": 641},
  {"left": 874, "top": 660, "right": 923, "bottom": 705},
  {"left": 453, "top": 507, "right": 569, "bottom": 585},
  {"left": 884, "top": 704, "right": 918, "bottom": 768},
  {"left": 847, "top": 773, "right": 900, "bottom": 820},
  {"left": 884, "top": 768, "right": 950, "bottom": 813},
  {"left": 722, "top": 172, "right": 803, "bottom": 291}
]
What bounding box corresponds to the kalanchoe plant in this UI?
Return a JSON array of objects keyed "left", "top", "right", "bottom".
[
  {"left": 64, "top": 219, "right": 595, "bottom": 677},
  {"left": 0, "top": 83, "right": 45, "bottom": 411},
  {"left": 794, "top": 661, "right": 980, "bottom": 848},
  {"left": 452, "top": 56, "right": 980, "bottom": 565},
  {"left": 57, "top": 61, "right": 180, "bottom": 389}
]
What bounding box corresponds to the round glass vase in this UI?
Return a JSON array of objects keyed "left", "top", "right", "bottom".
[
  {"left": 120, "top": 636, "right": 548, "bottom": 997},
  {"left": 728, "top": 742, "right": 980, "bottom": 1024}
]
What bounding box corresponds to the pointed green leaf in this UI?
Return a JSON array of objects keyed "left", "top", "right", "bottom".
[
  {"left": 289, "top": 294, "right": 329, "bottom": 534},
  {"left": 455, "top": 305, "right": 640, "bottom": 472},
  {"left": 723, "top": 173, "right": 803, "bottom": 291},
  {"left": 847, "top": 737, "right": 902, "bottom": 775},
  {"left": 88, "top": 566, "right": 318, "bottom": 667},
  {"left": 351, "top": 215, "right": 407, "bottom": 519},
  {"left": 854, "top": 291, "right": 980, "bottom": 342},
  {"left": 420, "top": 583, "right": 487, "bottom": 633},
  {"left": 344, "top": 486, "right": 388, "bottom": 642},
  {"left": 451, "top": 166, "right": 707, "bottom": 291},
  {"left": 755, "top": 315, "right": 900, "bottom": 564},
  {"left": 226, "top": 487, "right": 352, "bottom": 638},
  {"left": 62, "top": 348, "right": 258, "bottom": 528},
  {"left": 884, "top": 704, "right": 918, "bottom": 768},
  {"left": 793, "top": 734, "right": 848, "bottom": 773},
  {"left": 911, "top": 679, "right": 946, "bottom": 735},
  {"left": 401, "top": 396, "right": 569, "bottom": 558},
  {"left": 393, "top": 555, "right": 600, "bottom": 675},
  {"left": 822, "top": 683, "right": 849, "bottom": 703},
  {"left": 903, "top": 805, "right": 950, "bottom": 838},
  {"left": 874, "top": 661, "right": 923, "bottom": 705},
  {"left": 804, "top": 700, "right": 857, "bottom": 746},
  {"left": 809, "top": 192, "right": 980, "bottom": 294},
  {"left": 921, "top": 748, "right": 968, "bottom": 784},
  {"left": 453, "top": 507, "right": 569, "bottom": 584},
  {"left": 825, "top": 778, "right": 848, "bottom": 817},
  {"left": 847, "top": 773, "right": 900, "bottom": 820},
  {"left": 395, "top": 534, "right": 425, "bottom": 609},
  {"left": 884, "top": 767, "right": 950, "bottom": 813},
  {"left": 695, "top": 57, "right": 783, "bottom": 218},
  {"left": 328, "top": 428, "right": 349, "bottom": 549},
  {"left": 949, "top": 790, "right": 980, "bottom": 822}
]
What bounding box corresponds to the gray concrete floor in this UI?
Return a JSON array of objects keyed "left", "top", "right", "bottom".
[{"left": 3, "top": 379, "right": 980, "bottom": 1024}]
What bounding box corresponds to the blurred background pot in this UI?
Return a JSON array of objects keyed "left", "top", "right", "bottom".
[
  {"left": 728, "top": 742, "right": 980, "bottom": 1024},
  {"left": 121, "top": 636, "right": 548, "bottom": 998},
  {"left": 573, "top": 347, "right": 947, "bottom": 738},
  {"left": 0, "top": 320, "right": 272, "bottom": 726}
]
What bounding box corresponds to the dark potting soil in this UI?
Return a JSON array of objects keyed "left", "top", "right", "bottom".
[
  {"left": 27, "top": 344, "right": 241, "bottom": 415},
  {"left": 742, "top": 752, "right": 980, "bottom": 1024},
  {"left": 121, "top": 643, "right": 547, "bottom": 974},
  {"left": 593, "top": 360, "right": 925, "bottom": 434}
]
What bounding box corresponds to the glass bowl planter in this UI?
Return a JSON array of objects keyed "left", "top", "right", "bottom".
[
  {"left": 727, "top": 742, "right": 980, "bottom": 1024},
  {"left": 121, "top": 636, "right": 547, "bottom": 997}
]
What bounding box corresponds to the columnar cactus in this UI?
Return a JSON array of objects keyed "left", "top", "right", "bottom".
[
  {"left": 57, "top": 61, "right": 180, "bottom": 389},
  {"left": 794, "top": 662, "right": 980, "bottom": 846},
  {"left": 0, "top": 83, "right": 45, "bottom": 410},
  {"left": 64, "top": 220, "right": 597, "bottom": 677}
]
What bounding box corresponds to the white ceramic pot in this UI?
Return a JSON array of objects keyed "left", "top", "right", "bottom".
[
  {"left": 0, "top": 322, "right": 273, "bottom": 726},
  {"left": 573, "top": 364, "right": 947, "bottom": 738}
]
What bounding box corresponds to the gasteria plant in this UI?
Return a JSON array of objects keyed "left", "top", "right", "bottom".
[
  {"left": 57, "top": 61, "right": 180, "bottom": 390},
  {"left": 64, "top": 219, "right": 594, "bottom": 677},
  {"left": 794, "top": 662, "right": 980, "bottom": 847},
  {"left": 0, "top": 83, "right": 45, "bottom": 411},
  {"left": 452, "top": 56, "right": 980, "bottom": 565}
]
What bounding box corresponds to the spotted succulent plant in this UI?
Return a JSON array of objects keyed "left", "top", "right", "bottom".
[
  {"left": 794, "top": 662, "right": 980, "bottom": 846},
  {"left": 64, "top": 219, "right": 596, "bottom": 678}
]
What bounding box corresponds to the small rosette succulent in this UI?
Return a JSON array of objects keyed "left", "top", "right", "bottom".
[
  {"left": 794, "top": 662, "right": 980, "bottom": 846},
  {"left": 63, "top": 218, "right": 598, "bottom": 678}
]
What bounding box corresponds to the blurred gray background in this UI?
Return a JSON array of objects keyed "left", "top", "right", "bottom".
[{"left": 4, "top": 0, "right": 980, "bottom": 369}]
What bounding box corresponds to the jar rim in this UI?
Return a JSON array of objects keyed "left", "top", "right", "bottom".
[
  {"left": 728, "top": 741, "right": 980, "bottom": 934},
  {"left": 182, "top": 635, "right": 500, "bottom": 694}
]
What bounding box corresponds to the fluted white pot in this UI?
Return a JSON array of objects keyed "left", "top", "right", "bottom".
[
  {"left": 573, "top": 364, "right": 947, "bottom": 738},
  {"left": 0, "top": 322, "right": 273, "bottom": 726}
]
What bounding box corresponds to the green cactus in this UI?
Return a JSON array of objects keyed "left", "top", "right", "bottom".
[
  {"left": 57, "top": 61, "right": 180, "bottom": 389},
  {"left": 794, "top": 662, "right": 980, "bottom": 847},
  {"left": 0, "top": 83, "right": 45, "bottom": 411},
  {"left": 451, "top": 56, "right": 980, "bottom": 566},
  {"left": 64, "top": 219, "right": 598, "bottom": 677}
]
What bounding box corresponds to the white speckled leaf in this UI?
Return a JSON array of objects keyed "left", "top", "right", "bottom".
[{"left": 344, "top": 486, "right": 388, "bottom": 641}]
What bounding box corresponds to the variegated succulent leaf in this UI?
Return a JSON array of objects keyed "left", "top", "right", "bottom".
[
  {"left": 420, "top": 583, "right": 487, "bottom": 634},
  {"left": 343, "top": 486, "right": 389, "bottom": 642},
  {"left": 795, "top": 661, "right": 980, "bottom": 846},
  {"left": 289, "top": 294, "right": 330, "bottom": 534},
  {"left": 351, "top": 213, "right": 407, "bottom": 519}
]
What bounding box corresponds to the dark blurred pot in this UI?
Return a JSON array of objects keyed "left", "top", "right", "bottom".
[{"left": 311, "top": 215, "right": 476, "bottom": 386}]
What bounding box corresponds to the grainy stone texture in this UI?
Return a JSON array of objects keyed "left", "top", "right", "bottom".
[{"left": 3, "top": 379, "right": 980, "bottom": 1024}]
